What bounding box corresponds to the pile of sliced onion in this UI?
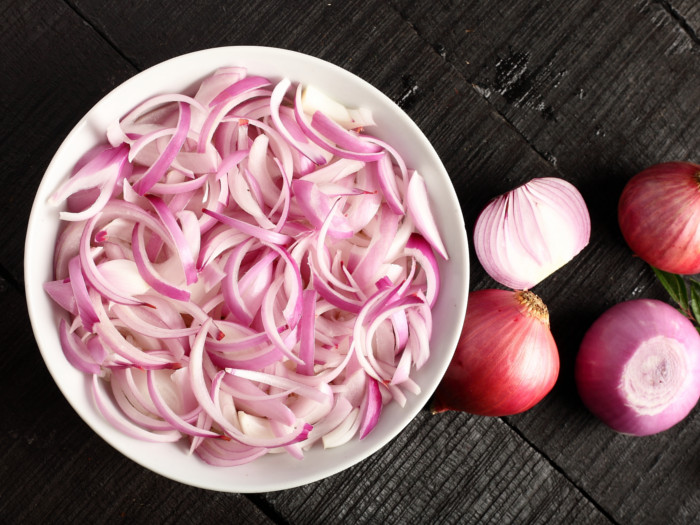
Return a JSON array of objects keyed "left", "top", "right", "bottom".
[{"left": 44, "top": 66, "right": 447, "bottom": 466}]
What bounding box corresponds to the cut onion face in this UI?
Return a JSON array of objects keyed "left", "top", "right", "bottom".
[
  {"left": 473, "top": 177, "right": 590, "bottom": 290},
  {"left": 44, "top": 67, "right": 449, "bottom": 466},
  {"left": 576, "top": 299, "right": 700, "bottom": 436}
]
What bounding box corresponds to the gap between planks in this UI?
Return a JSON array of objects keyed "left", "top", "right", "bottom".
[
  {"left": 501, "top": 417, "right": 619, "bottom": 525},
  {"left": 654, "top": 0, "right": 700, "bottom": 44},
  {"left": 63, "top": 0, "right": 141, "bottom": 70}
]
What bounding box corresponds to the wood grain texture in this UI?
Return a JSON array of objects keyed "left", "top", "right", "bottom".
[
  {"left": 663, "top": 0, "right": 700, "bottom": 38},
  {"left": 389, "top": 1, "right": 700, "bottom": 523},
  {"left": 390, "top": 0, "right": 700, "bottom": 173},
  {"left": 263, "top": 411, "right": 612, "bottom": 524},
  {"left": 0, "top": 0, "right": 137, "bottom": 283},
  {"left": 4, "top": 0, "right": 700, "bottom": 523}
]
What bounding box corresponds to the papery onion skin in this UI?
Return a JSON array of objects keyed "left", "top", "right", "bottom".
[
  {"left": 575, "top": 299, "right": 700, "bottom": 436},
  {"left": 432, "top": 289, "right": 559, "bottom": 417},
  {"left": 473, "top": 177, "right": 590, "bottom": 290},
  {"left": 618, "top": 161, "right": 700, "bottom": 275}
]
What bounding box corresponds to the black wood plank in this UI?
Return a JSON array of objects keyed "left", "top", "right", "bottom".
[
  {"left": 0, "top": 0, "right": 137, "bottom": 284},
  {"left": 264, "top": 411, "right": 611, "bottom": 524},
  {"left": 67, "top": 0, "right": 403, "bottom": 74},
  {"left": 6, "top": 0, "right": 698, "bottom": 523},
  {"left": 390, "top": 0, "right": 700, "bottom": 175},
  {"left": 665, "top": 0, "right": 700, "bottom": 38},
  {"left": 389, "top": 1, "right": 700, "bottom": 523}
]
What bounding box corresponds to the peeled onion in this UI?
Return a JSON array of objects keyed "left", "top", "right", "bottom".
[
  {"left": 576, "top": 299, "right": 700, "bottom": 436},
  {"left": 432, "top": 289, "right": 559, "bottom": 417},
  {"left": 618, "top": 161, "right": 700, "bottom": 275},
  {"left": 473, "top": 177, "right": 590, "bottom": 290}
]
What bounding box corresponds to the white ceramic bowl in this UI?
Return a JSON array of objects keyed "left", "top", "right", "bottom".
[{"left": 24, "top": 46, "right": 469, "bottom": 493}]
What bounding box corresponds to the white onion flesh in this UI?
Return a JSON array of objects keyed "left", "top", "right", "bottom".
[
  {"left": 473, "top": 177, "right": 590, "bottom": 290},
  {"left": 576, "top": 299, "right": 700, "bottom": 436}
]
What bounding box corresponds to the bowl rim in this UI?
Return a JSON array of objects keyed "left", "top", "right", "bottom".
[{"left": 24, "top": 45, "right": 469, "bottom": 493}]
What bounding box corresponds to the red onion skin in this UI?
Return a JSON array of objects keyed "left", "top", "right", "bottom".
[
  {"left": 575, "top": 299, "right": 700, "bottom": 436},
  {"left": 432, "top": 289, "right": 559, "bottom": 417},
  {"left": 618, "top": 161, "right": 700, "bottom": 275}
]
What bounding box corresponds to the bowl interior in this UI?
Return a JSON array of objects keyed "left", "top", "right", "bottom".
[{"left": 24, "top": 46, "right": 469, "bottom": 493}]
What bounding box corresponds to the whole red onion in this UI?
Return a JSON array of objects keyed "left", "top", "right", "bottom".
[
  {"left": 432, "top": 289, "right": 559, "bottom": 416},
  {"left": 618, "top": 161, "right": 700, "bottom": 274},
  {"left": 576, "top": 299, "right": 700, "bottom": 436}
]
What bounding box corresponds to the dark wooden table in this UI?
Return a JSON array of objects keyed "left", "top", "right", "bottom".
[{"left": 3, "top": 1, "right": 699, "bottom": 523}]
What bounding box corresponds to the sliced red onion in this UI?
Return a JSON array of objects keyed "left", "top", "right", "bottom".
[
  {"left": 91, "top": 293, "right": 178, "bottom": 368},
  {"left": 259, "top": 278, "right": 303, "bottom": 364},
  {"left": 351, "top": 205, "right": 401, "bottom": 291},
  {"left": 44, "top": 278, "right": 77, "bottom": 315},
  {"left": 220, "top": 238, "right": 267, "bottom": 325},
  {"left": 193, "top": 66, "right": 246, "bottom": 107},
  {"left": 370, "top": 154, "right": 404, "bottom": 216},
  {"left": 303, "top": 396, "right": 353, "bottom": 447},
  {"left": 150, "top": 173, "right": 209, "bottom": 195},
  {"left": 132, "top": 102, "right": 192, "bottom": 195},
  {"left": 67, "top": 256, "right": 99, "bottom": 331},
  {"left": 189, "top": 321, "right": 312, "bottom": 447},
  {"left": 205, "top": 320, "right": 271, "bottom": 351},
  {"left": 404, "top": 234, "right": 440, "bottom": 308},
  {"left": 226, "top": 368, "right": 329, "bottom": 405},
  {"left": 322, "top": 408, "right": 361, "bottom": 449},
  {"left": 406, "top": 171, "right": 448, "bottom": 260},
  {"left": 110, "top": 370, "right": 177, "bottom": 431},
  {"left": 197, "top": 226, "right": 248, "bottom": 270},
  {"left": 195, "top": 438, "right": 268, "bottom": 467},
  {"left": 92, "top": 375, "right": 182, "bottom": 443},
  {"left": 117, "top": 93, "right": 205, "bottom": 133},
  {"left": 51, "top": 144, "right": 131, "bottom": 222},
  {"left": 208, "top": 344, "right": 284, "bottom": 372},
  {"left": 310, "top": 111, "right": 383, "bottom": 155},
  {"left": 131, "top": 223, "right": 191, "bottom": 301},
  {"left": 293, "top": 84, "right": 384, "bottom": 163},
  {"left": 203, "top": 209, "right": 292, "bottom": 245},
  {"left": 300, "top": 84, "right": 375, "bottom": 130},
  {"left": 299, "top": 157, "right": 365, "bottom": 185},
  {"left": 198, "top": 88, "right": 273, "bottom": 152},
  {"left": 292, "top": 179, "right": 354, "bottom": 239},
  {"left": 358, "top": 377, "right": 382, "bottom": 439},
  {"left": 58, "top": 319, "right": 101, "bottom": 374},
  {"left": 209, "top": 75, "right": 272, "bottom": 107},
  {"left": 297, "top": 289, "right": 317, "bottom": 375},
  {"left": 53, "top": 220, "right": 85, "bottom": 280},
  {"left": 221, "top": 374, "right": 298, "bottom": 426},
  {"left": 45, "top": 67, "right": 446, "bottom": 466},
  {"left": 146, "top": 195, "right": 198, "bottom": 285},
  {"left": 146, "top": 369, "right": 223, "bottom": 438},
  {"left": 110, "top": 303, "right": 198, "bottom": 339},
  {"left": 270, "top": 78, "right": 327, "bottom": 165},
  {"left": 229, "top": 167, "right": 275, "bottom": 229}
]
